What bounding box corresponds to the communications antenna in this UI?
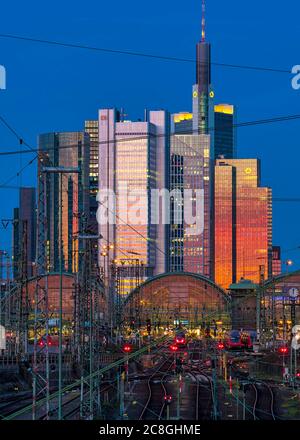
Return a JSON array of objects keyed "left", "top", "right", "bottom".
[{"left": 201, "top": 0, "right": 206, "bottom": 42}]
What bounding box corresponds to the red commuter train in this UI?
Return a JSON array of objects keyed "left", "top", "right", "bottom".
[{"left": 224, "top": 330, "right": 256, "bottom": 350}]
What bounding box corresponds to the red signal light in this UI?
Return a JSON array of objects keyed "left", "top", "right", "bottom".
[
  {"left": 176, "top": 337, "right": 185, "bottom": 344},
  {"left": 296, "top": 372, "right": 300, "bottom": 378},
  {"left": 170, "top": 344, "right": 178, "bottom": 352},
  {"left": 279, "top": 346, "right": 288, "bottom": 355},
  {"left": 47, "top": 336, "right": 52, "bottom": 346},
  {"left": 123, "top": 344, "right": 132, "bottom": 353},
  {"left": 217, "top": 342, "right": 225, "bottom": 350}
]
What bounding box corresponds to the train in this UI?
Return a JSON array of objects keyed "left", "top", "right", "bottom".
[
  {"left": 174, "top": 330, "right": 187, "bottom": 346},
  {"left": 224, "top": 330, "right": 256, "bottom": 350}
]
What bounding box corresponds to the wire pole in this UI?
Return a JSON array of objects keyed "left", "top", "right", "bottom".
[
  {"left": 58, "top": 173, "right": 63, "bottom": 420},
  {"left": 42, "top": 166, "right": 79, "bottom": 420}
]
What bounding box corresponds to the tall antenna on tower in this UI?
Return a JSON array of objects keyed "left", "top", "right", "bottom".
[{"left": 201, "top": 0, "right": 206, "bottom": 42}]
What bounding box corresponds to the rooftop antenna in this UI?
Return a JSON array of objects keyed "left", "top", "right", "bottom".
[{"left": 201, "top": 0, "right": 206, "bottom": 42}]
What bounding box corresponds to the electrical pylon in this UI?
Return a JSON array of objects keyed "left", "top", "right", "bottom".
[
  {"left": 32, "top": 167, "right": 50, "bottom": 420},
  {"left": 16, "top": 219, "right": 30, "bottom": 358},
  {"left": 75, "top": 233, "right": 104, "bottom": 419}
]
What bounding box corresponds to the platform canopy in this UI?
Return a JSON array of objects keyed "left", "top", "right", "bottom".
[{"left": 263, "top": 271, "right": 300, "bottom": 327}]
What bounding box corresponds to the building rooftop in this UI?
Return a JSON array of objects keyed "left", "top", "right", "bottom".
[{"left": 229, "top": 278, "right": 258, "bottom": 290}]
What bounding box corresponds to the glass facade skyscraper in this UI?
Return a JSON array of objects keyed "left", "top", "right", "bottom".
[
  {"left": 98, "top": 109, "right": 169, "bottom": 294},
  {"left": 215, "top": 159, "right": 272, "bottom": 289},
  {"left": 192, "top": 37, "right": 214, "bottom": 136},
  {"left": 169, "top": 15, "right": 215, "bottom": 278},
  {"left": 272, "top": 246, "right": 282, "bottom": 276},
  {"left": 170, "top": 134, "right": 213, "bottom": 277},
  {"left": 214, "top": 104, "right": 236, "bottom": 159},
  {"left": 37, "top": 132, "right": 90, "bottom": 274},
  {"left": 84, "top": 120, "right": 99, "bottom": 228},
  {"left": 12, "top": 187, "right": 36, "bottom": 279}
]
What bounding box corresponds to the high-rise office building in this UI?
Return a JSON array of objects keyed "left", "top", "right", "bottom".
[
  {"left": 272, "top": 246, "right": 282, "bottom": 276},
  {"left": 37, "top": 132, "right": 90, "bottom": 274},
  {"left": 172, "top": 104, "right": 236, "bottom": 162},
  {"left": 12, "top": 187, "right": 36, "bottom": 279},
  {"left": 214, "top": 104, "right": 236, "bottom": 159},
  {"left": 84, "top": 120, "right": 99, "bottom": 229},
  {"left": 98, "top": 109, "right": 169, "bottom": 294},
  {"left": 169, "top": 3, "right": 214, "bottom": 277},
  {"left": 170, "top": 134, "right": 213, "bottom": 276},
  {"left": 192, "top": 0, "right": 214, "bottom": 137},
  {"left": 214, "top": 159, "right": 272, "bottom": 290},
  {"left": 172, "top": 112, "right": 193, "bottom": 134}
]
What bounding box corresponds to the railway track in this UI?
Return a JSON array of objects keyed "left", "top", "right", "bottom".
[
  {"left": 139, "top": 356, "right": 174, "bottom": 420},
  {"left": 0, "top": 395, "right": 34, "bottom": 419},
  {"left": 251, "top": 381, "right": 276, "bottom": 421},
  {"left": 188, "top": 369, "right": 214, "bottom": 420},
  {"left": 187, "top": 340, "right": 215, "bottom": 420}
]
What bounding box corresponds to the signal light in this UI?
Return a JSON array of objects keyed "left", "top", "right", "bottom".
[
  {"left": 47, "top": 336, "right": 52, "bottom": 346},
  {"left": 170, "top": 344, "right": 178, "bottom": 352},
  {"left": 217, "top": 342, "right": 225, "bottom": 350},
  {"left": 38, "top": 336, "right": 53, "bottom": 347},
  {"left": 164, "top": 395, "right": 172, "bottom": 404},
  {"left": 176, "top": 337, "right": 185, "bottom": 344},
  {"left": 279, "top": 346, "right": 289, "bottom": 355},
  {"left": 123, "top": 344, "right": 132, "bottom": 353},
  {"left": 296, "top": 372, "right": 300, "bottom": 378}
]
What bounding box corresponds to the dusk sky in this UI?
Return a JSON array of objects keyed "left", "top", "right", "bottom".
[{"left": 0, "top": 0, "right": 300, "bottom": 268}]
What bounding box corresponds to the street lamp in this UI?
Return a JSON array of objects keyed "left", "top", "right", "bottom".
[{"left": 285, "top": 259, "right": 293, "bottom": 274}]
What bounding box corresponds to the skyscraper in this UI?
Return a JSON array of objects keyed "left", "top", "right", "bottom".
[
  {"left": 214, "top": 104, "right": 236, "bottom": 159},
  {"left": 98, "top": 109, "right": 169, "bottom": 294},
  {"left": 214, "top": 159, "right": 272, "bottom": 289},
  {"left": 172, "top": 104, "right": 236, "bottom": 162},
  {"left": 169, "top": 1, "right": 214, "bottom": 277},
  {"left": 272, "top": 246, "right": 282, "bottom": 276},
  {"left": 84, "top": 120, "right": 99, "bottom": 229},
  {"left": 170, "top": 134, "right": 213, "bottom": 276},
  {"left": 37, "top": 132, "right": 90, "bottom": 274},
  {"left": 12, "top": 187, "right": 36, "bottom": 279},
  {"left": 192, "top": 0, "right": 214, "bottom": 137}
]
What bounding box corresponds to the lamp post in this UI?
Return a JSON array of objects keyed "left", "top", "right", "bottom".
[
  {"left": 282, "top": 260, "right": 293, "bottom": 345},
  {"left": 101, "top": 244, "right": 115, "bottom": 340}
]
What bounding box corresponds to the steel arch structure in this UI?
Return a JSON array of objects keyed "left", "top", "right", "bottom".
[{"left": 122, "top": 272, "right": 231, "bottom": 329}]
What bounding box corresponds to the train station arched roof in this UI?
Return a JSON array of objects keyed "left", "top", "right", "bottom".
[
  {"left": 122, "top": 272, "right": 231, "bottom": 327},
  {"left": 264, "top": 269, "right": 300, "bottom": 288}
]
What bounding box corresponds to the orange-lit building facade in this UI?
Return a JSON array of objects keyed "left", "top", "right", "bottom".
[
  {"left": 215, "top": 159, "right": 272, "bottom": 290},
  {"left": 98, "top": 109, "right": 169, "bottom": 295},
  {"left": 272, "top": 246, "right": 282, "bottom": 276}
]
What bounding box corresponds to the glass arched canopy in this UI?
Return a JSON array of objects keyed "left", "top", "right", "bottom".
[{"left": 122, "top": 272, "right": 231, "bottom": 329}]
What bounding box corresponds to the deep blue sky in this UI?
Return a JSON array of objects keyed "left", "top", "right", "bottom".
[{"left": 0, "top": 0, "right": 300, "bottom": 268}]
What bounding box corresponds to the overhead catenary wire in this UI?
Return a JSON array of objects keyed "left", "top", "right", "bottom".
[
  {"left": 0, "top": 112, "right": 299, "bottom": 270},
  {"left": 0, "top": 114, "right": 142, "bottom": 261},
  {"left": 0, "top": 111, "right": 300, "bottom": 199},
  {"left": 0, "top": 33, "right": 291, "bottom": 74},
  {"left": 0, "top": 111, "right": 299, "bottom": 267},
  {"left": 1, "top": 113, "right": 300, "bottom": 157}
]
